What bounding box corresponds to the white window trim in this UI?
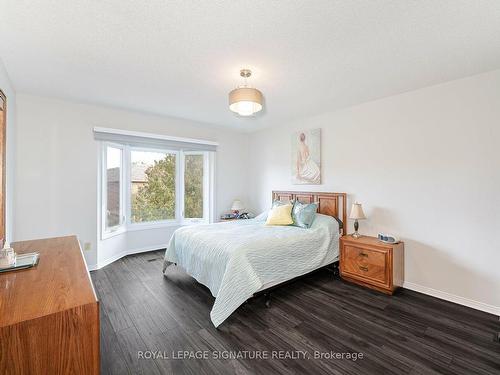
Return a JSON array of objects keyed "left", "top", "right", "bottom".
[
  {"left": 101, "top": 142, "right": 126, "bottom": 240},
  {"left": 180, "top": 151, "right": 210, "bottom": 225},
  {"left": 94, "top": 126, "right": 219, "bottom": 147},
  {"left": 100, "top": 143, "right": 213, "bottom": 239}
]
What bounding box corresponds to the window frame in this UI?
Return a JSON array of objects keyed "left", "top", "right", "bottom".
[
  {"left": 101, "top": 142, "right": 126, "bottom": 239},
  {"left": 100, "top": 142, "right": 211, "bottom": 239},
  {"left": 127, "top": 146, "right": 180, "bottom": 228},
  {"left": 181, "top": 151, "right": 210, "bottom": 225}
]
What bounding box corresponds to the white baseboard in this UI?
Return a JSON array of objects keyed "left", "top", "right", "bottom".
[
  {"left": 403, "top": 281, "right": 500, "bottom": 317},
  {"left": 87, "top": 244, "right": 167, "bottom": 271}
]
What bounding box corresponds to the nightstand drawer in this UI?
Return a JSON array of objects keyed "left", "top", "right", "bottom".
[
  {"left": 344, "top": 245, "right": 387, "bottom": 267},
  {"left": 342, "top": 245, "right": 389, "bottom": 285}
]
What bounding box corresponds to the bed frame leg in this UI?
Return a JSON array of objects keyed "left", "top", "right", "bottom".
[
  {"left": 264, "top": 292, "right": 271, "bottom": 308},
  {"left": 330, "top": 262, "right": 340, "bottom": 280}
]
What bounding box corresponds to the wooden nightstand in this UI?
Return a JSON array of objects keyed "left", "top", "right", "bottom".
[{"left": 340, "top": 235, "right": 404, "bottom": 295}]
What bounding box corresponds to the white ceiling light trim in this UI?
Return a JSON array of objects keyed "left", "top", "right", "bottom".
[{"left": 228, "top": 69, "right": 263, "bottom": 117}]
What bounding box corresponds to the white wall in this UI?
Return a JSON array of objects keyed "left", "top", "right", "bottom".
[
  {"left": 0, "top": 59, "right": 16, "bottom": 243},
  {"left": 14, "top": 94, "right": 249, "bottom": 268},
  {"left": 12, "top": 70, "right": 500, "bottom": 315},
  {"left": 248, "top": 69, "right": 500, "bottom": 315}
]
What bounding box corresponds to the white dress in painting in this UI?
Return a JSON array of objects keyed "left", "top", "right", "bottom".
[{"left": 296, "top": 135, "right": 320, "bottom": 184}]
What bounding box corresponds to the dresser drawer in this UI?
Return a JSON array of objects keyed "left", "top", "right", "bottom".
[{"left": 342, "top": 245, "right": 389, "bottom": 285}]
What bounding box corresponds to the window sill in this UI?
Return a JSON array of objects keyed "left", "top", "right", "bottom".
[
  {"left": 101, "top": 220, "right": 209, "bottom": 240},
  {"left": 102, "top": 226, "right": 126, "bottom": 240},
  {"left": 127, "top": 221, "right": 181, "bottom": 231}
]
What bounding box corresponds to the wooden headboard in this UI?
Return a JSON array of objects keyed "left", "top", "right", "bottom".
[{"left": 272, "top": 190, "right": 347, "bottom": 236}]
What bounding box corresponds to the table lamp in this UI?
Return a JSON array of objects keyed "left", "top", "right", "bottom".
[
  {"left": 231, "top": 199, "right": 244, "bottom": 215},
  {"left": 349, "top": 202, "right": 366, "bottom": 238}
]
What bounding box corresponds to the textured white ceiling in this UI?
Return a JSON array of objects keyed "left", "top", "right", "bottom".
[{"left": 1, "top": 1, "right": 500, "bottom": 131}]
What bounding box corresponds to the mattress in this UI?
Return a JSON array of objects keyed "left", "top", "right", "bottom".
[
  {"left": 163, "top": 213, "right": 340, "bottom": 327},
  {"left": 256, "top": 254, "right": 337, "bottom": 292}
]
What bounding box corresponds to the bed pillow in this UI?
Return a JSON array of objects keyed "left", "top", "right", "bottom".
[
  {"left": 291, "top": 201, "right": 318, "bottom": 228},
  {"left": 272, "top": 199, "right": 288, "bottom": 208},
  {"left": 254, "top": 210, "right": 269, "bottom": 222},
  {"left": 253, "top": 201, "right": 290, "bottom": 223},
  {"left": 265, "top": 204, "right": 294, "bottom": 226}
]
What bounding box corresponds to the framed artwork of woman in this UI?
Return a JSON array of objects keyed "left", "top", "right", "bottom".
[{"left": 291, "top": 128, "right": 321, "bottom": 185}]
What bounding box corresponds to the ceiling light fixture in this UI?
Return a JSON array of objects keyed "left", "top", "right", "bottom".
[{"left": 228, "top": 69, "right": 263, "bottom": 117}]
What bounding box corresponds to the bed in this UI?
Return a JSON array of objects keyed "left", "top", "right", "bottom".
[{"left": 163, "top": 191, "right": 347, "bottom": 327}]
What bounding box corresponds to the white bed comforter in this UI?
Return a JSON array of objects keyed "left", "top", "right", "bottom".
[{"left": 163, "top": 213, "right": 339, "bottom": 327}]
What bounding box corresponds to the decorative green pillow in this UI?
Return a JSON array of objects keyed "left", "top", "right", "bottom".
[{"left": 291, "top": 201, "right": 318, "bottom": 228}]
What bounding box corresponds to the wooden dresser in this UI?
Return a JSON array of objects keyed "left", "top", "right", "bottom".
[
  {"left": 0, "top": 236, "right": 99, "bottom": 375},
  {"left": 340, "top": 235, "right": 404, "bottom": 294}
]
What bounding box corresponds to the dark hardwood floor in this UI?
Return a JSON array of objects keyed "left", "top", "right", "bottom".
[{"left": 91, "top": 250, "right": 500, "bottom": 375}]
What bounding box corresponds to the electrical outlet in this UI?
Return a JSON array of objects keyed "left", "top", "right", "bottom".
[{"left": 83, "top": 242, "right": 92, "bottom": 251}]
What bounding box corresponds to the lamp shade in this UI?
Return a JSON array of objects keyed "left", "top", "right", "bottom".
[
  {"left": 231, "top": 199, "right": 244, "bottom": 211},
  {"left": 349, "top": 202, "right": 366, "bottom": 220},
  {"left": 229, "top": 87, "right": 263, "bottom": 116}
]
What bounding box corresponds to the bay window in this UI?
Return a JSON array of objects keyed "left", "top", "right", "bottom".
[
  {"left": 99, "top": 130, "right": 215, "bottom": 239},
  {"left": 130, "top": 149, "right": 177, "bottom": 223},
  {"left": 182, "top": 152, "right": 209, "bottom": 222},
  {"left": 104, "top": 145, "right": 124, "bottom": 231}
]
